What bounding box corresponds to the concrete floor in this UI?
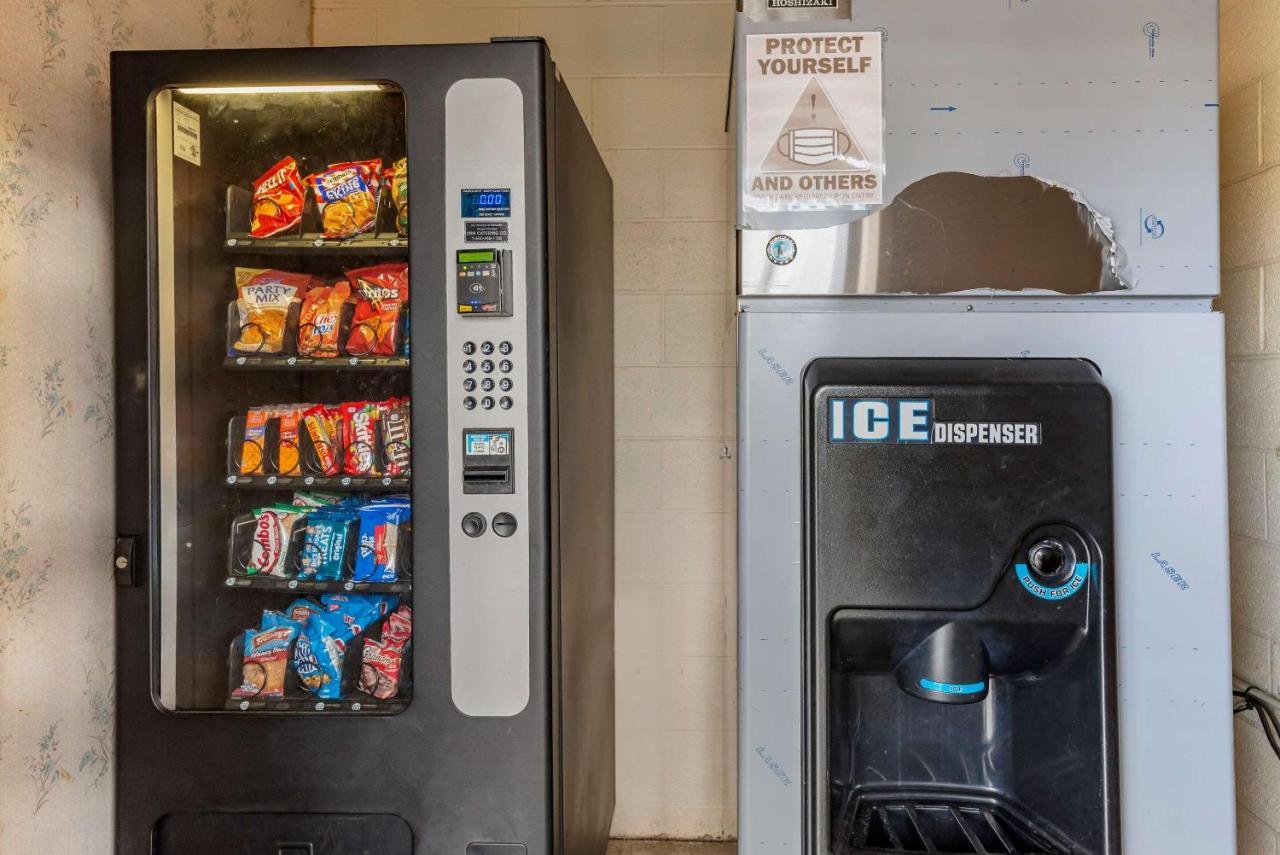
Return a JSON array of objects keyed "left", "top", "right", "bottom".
[{"left": 607, "top": 842, "right": 736, "bottom": 855}]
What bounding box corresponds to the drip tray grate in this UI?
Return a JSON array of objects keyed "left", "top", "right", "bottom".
[{"left": 846, "top": 795, "right": 1072, "bottom": 855}]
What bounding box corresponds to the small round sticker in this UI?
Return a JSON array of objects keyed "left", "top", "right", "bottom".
[{"left": 766, "top": 234, "right": 797, "bottom": 266}]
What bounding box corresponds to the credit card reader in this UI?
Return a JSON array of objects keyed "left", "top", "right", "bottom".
[{"left": 456, "top": 249, "right": 513, "bottom": 316}]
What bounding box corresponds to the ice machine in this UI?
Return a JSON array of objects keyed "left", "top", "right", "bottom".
[
  {"left": 734, "top": 3, "right": 1235, "bottom": 854},
  {"left": 110, "top": 40, "right": 615, "bottom": 855}
]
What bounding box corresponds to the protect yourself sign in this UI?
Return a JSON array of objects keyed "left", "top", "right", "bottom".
[{"left": 743, "top": 32, "right": 884, "bottom": 212}]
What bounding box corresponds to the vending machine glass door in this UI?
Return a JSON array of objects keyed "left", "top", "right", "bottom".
[{"left": 150, "top": 83, "right": 413, "bottom": 713}]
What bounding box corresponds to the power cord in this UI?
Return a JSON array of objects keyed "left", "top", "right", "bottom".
[{"left": 1235, "top": 686, "right": 1280, "bottom": 760}]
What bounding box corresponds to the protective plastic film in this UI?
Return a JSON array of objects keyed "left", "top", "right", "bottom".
[{"left": 741, "top": 31, "right": 885, "bottom": 217}]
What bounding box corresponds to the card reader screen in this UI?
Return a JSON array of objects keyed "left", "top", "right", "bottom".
[{"left": 461, "top": 188, "right": 511, "bottom": 218}]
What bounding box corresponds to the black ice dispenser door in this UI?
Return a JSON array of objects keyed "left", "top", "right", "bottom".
[{"left": 804, "top": 359, "right": 1119, "bottom": 855}]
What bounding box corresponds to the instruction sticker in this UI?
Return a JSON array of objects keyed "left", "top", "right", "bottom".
[
  {"left": 173, "top": 103, "right": 201, "bottom": 166},
  {"left": 743, "top": 33, "right": 883, "bottom": 212}
]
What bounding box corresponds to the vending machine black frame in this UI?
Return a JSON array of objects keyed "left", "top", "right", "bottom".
[{"left": 110, "top": 41, "right": 615, "bottom": 855}]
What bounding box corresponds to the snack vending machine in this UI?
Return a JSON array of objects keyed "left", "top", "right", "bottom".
[
  {"left": 110, "top": 41, "right": 615, "bottom": 854},
  {"left": 735, "top": 3, "right": 1235, "bottom": 855}
]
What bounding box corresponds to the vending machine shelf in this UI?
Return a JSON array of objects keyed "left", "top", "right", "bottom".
[
  {"left": 224, "top": 355, "right": 410, "bottom": 370},
  {"left": 225, "top": 697, "right": 408, "bottom": 714},
  {"left": 225, "top": 184, "right": 407, "bottom": 254},
  {"left": 225, "top": 474, "right": 410, "bottom": 490},
  {"left": 223, "top": 576, "right": 412, "bottom": 595}
]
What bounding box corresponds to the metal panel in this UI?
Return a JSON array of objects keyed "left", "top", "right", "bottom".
[
  {"left": 735, "top": 0, "right": 1220, "bottom": 298},
  {"left": 445, "top": 78, "right": 532, "bottom": 717},
  {"left": 737, "top": 307, "right": 1234, "bottom": 854}
]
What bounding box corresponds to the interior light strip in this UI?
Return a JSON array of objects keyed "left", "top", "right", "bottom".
[{"left": 176, "top": 84, "right": 385, "bottom": 95}]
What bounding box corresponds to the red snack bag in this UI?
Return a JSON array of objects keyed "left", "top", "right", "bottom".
[
  {"left": 385, "top": 605, "right": 412, "bottom": 645},
  {"left": 358, "top": 637, "right": 404, "bottom": 700},
  {"left": 345, "top": 263, "right": 408, "bottom": 357},
  {"left": 308, "top": 159, "right": 381, "bottom": 238},
  {"left": 341, "top": 401, "right": 380, "bottom": 476},
  {"left": 249, "top": 156, "right": 307, "bottom": 239},
  {"left": 302, "top": 405, "right": 341, "bottom": 476}
]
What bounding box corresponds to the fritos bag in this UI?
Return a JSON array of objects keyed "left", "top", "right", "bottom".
[
  {"left": 345, "top": 263, "right": 408, "bottom": 357},
  {"left": 233, "top": 268, "right": 309, "bottom": 354},
  {"left": 309, "top": 159, "right": 381, "bottom": 238},
  {"left": 249, "top": 156, "right": 306, "bottom": 239},
  {"left": 297, "top": 280, "right": 351, "bottom": 358}
]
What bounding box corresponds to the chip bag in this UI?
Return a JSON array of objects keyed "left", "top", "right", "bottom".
[
  {"left": 297, "top": 279, "right": 350, "bottom": 358},
  {"left": 386, "top": 157, "right": 408, "bottom": 236},
  {"left": 345, "top": 263, "right": 408, "bottom": 357},
  {"left": 277, "top": 405, "right": 311, "bottom": 476},
  {"left": 309, "top": 159, "right": 381, "bottom": 238},
  {"left": 249, "top": 156, "right": 307, "bottom": 239},
  {"left": 232, "top": 268, "right": 309, "bottom": 354},
  {"left": 353, "top": 502, "right": 408, "bottom": 583},
  {"left": 292, "top": 609, "right": 348, "bottom": 699}
]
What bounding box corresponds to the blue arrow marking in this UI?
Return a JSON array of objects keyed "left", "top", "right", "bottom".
[{"left": 930, "top": 106, "right": 958, "bottom": 112}]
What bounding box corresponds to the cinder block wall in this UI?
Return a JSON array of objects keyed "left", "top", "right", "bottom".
[
  {"left": 312, "top": 1, "right": 740, "bottom": 840},
  {"left": 1220, "top": 1, "right": 1280, "bottom": 852}
]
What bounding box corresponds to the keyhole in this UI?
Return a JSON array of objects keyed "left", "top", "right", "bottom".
[{"left": 811, "top": 94, "right": 816, "bottom": 121}]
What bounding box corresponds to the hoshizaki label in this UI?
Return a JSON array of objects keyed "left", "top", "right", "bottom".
[
  {"left": 743, "top": 33, "right": 884, "bottom": 212},
  {"left": 767, "top": 0, "right": 838, "bottom": 7},
  {"left": 828, "top": 398, "right": 1042, "bottom": 446}
]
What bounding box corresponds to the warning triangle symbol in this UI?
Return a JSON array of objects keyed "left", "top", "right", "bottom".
[{"left": 761, "top": 77, "right": 869, "bottom": 173}]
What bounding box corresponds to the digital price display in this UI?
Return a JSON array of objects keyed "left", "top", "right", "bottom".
[{"left": 461, "top": 188, "right": 511, "bottom": 218}]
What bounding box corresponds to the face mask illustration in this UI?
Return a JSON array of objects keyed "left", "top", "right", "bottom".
[{"left": 778, "top": 127, "right": 852, "bottom": 166}]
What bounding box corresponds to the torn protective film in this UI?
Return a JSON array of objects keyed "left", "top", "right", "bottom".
[{"left": 741, "top": 173, "right": 1127, "bottom": 296}]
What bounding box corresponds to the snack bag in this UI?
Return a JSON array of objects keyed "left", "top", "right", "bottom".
[
  {"left": 232, "top": 616, "right": 301, "bottom": 699},
  {"left": 293, "top": 610, "right": 348, "bottom": 699},
  {"left": 321, "top": 592, "right": 398, "bottom": 638},
  {"left": 345, "top": 263, "right": 408, "bottom": 357},
  {"left": 359, "top": 637, "right": 405, "bottom": 700},
  {"left": 309, "top": 160, "right": 381, "bottom": 238},
  {"left": 285, "top": 598, "right": 324, "bottom": 627},
  {"left": 298, "top": 509, "right": 357, "bottom": 581},
  {"left": 249, "top": 156, "right": 306, "bottom": 239},
  {"left": 380, "top": 399, "right": 411, "bottom": 477},
  {"left": 297, "top": 279, "right": 351, "bottom": 358},
  {"left": 240, "top": 407, "right": 271, "bottom": 475},
  {"left": 232, "top": 268, "right": 309, "bottom": 354},
  {"left": 277, "top": 405, "right": 310, "bottom": 476},
  {"left": 385, "top": 605, "right": 413, "bottom": 645},
  {"left": 248, "top": 506, "right": 304, "bottom": 576},
  {"left": 340, "top": 401, "right": 380, "bottom": 476},
  {"left": 301, "top": 405, "right": 342, "bottom": 477},
  {"left": 353, "top": 502, "right": 408, "bottom": 583},
  {"left": 387, "top": 157, "right": 408, "bottom": 236},
  {"left": 359, "top": 605, "right": 411, "bottom": 699},
  {"left": 292, "top": 490, "right": 343, "bottom": 508}
]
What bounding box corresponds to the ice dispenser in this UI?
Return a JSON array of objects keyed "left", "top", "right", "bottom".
[{"left": 808, "top": 359, "right": 1117, "bottom": 854}]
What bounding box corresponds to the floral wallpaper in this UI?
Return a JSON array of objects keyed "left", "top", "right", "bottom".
[{"left": 0, "top": 1, "right": 308, "bottom": 850}]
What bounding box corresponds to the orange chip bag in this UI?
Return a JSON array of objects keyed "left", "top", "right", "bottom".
[
  {"left": 250, "top": 156, "right": 306, "bottom": 239},
  {"left": 297, "top": 280, "right": 351, "bottom": 358},
  {"left": 309, "top": 160, "right": 381, "bottom": 239},
  {"left": 345, "top": 263, "right": 409, "bottom": 357}
]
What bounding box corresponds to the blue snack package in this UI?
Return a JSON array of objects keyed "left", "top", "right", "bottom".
[
  {"left": 298, "top": 510, "right": 356, "bottom": 581},
  {"left": 352, "top": 504, "right": 408, "bottom": 582},
  {"left": 292, "top": 610, "right": 347, "bottom": 699},
  {"left": 320, "top": 592, "right": 398, "bottom": 639}
]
